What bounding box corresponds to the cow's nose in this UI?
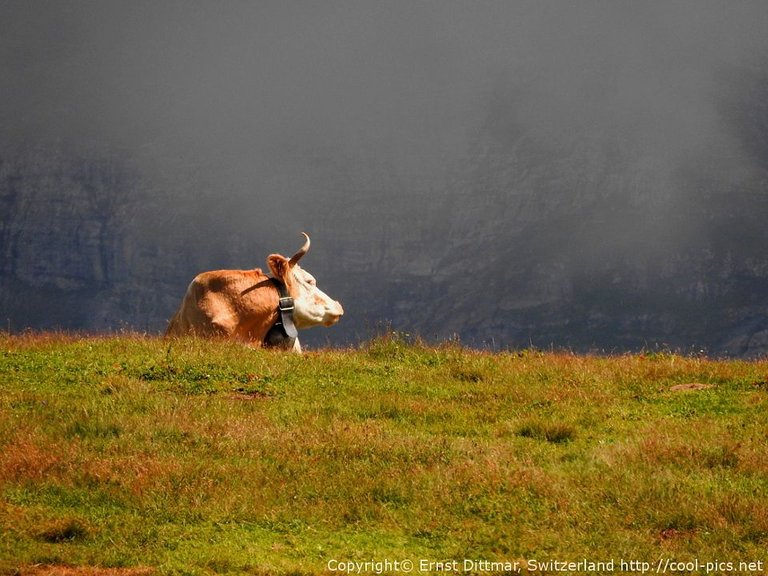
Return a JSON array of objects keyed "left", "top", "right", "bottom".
[{"left": 324, "top": 302, "right": 344, "bottom": 325}]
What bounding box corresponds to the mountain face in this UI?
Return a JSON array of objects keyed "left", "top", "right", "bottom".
[
  {"left": 2, "top": 62, "right": 768, "bottom": 357},
  {"left": 1, "top": 146, "right": 160, "bottom": 331}
]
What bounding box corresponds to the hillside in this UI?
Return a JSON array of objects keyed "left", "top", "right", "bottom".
[{"left": 1, "top": 334, "right": 767, "bottom": 574}]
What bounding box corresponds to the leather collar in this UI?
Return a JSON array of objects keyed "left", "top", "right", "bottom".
[{"left": 264, "top": 278, "right": 298, "bottom": 349}]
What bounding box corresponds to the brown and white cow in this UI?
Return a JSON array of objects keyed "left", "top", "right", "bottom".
[{"left": 165, "top": 233, "right": 343, "bottom": 352}]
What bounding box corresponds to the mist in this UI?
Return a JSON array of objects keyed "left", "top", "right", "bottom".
[
  {"left": 3, "top": 1, "right": 768, "bottom": 353},
  {"left": 7, "top": 2, "right": 766, "bottom": 169}
]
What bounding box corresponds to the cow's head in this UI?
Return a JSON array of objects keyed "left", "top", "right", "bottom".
[{"left": 267, "top": 233, "right": 344, "bottom": 329}]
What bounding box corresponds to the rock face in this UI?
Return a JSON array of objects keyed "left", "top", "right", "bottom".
[
  {"left": 0, "top": 145, "right": 182, "bottom": 333},
  {"left": 1, "top": 140, "right": 767, "bottom": 356},
  {"left": 2, "top": 65, "right": 768, "bottom": 357},
  {"left": 305, "top": 69, "right": 768, "bottom": 357}
]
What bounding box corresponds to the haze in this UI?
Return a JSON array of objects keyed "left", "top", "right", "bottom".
[{"left": 2, "top": 1, "right": 768, "bottom": 352}]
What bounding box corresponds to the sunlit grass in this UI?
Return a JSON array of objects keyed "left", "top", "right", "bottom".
[{"left": 1, "top": 332, "right": 766, "bottom": 574}]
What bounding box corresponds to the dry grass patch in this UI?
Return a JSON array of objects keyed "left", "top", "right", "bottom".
[{"left": 16, "top": 567, "right": 153, "bottom": 576}]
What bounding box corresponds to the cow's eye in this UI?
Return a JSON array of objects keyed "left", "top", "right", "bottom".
[{"left": 308, "top": 278, "right": 316, "bottom": 286}]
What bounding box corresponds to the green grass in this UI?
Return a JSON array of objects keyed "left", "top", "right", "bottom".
[{"left": 1, "top": 332, "right": 767, "bottom": 575}]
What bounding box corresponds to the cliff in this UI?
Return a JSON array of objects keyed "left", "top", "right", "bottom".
[{"left": 2, "top": 64, "right": 768, "bottom": 357}]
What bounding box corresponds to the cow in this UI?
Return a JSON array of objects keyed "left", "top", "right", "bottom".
[{"left": 165, "top": 233, "right": 343, "bottom": 352}]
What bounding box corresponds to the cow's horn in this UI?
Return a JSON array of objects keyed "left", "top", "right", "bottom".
[{"left": 289, "top": 232, "right": 311, "bottom": 266}]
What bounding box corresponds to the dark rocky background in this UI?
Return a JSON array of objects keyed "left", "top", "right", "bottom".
[{"left": 2, "top": 1, "right": 768, "bottom": 355}]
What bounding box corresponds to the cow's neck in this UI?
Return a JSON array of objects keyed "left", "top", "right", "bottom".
[{"left": 264, "top": 277, "right": 299, "bottom": 349}]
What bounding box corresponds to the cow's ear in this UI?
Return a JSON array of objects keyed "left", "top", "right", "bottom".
[{"left": 267, "top": 254, "right": 291, "bottom": 281}]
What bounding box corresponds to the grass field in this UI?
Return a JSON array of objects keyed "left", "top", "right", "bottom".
[{"left": 0, "top": 333, "right": 767, "bottom": 575}]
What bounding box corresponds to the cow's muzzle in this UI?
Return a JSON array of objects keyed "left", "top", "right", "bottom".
[{"left": 324, "top": 302, "right": 344, "bottom": 326}]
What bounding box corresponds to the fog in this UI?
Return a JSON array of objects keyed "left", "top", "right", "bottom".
[
  {"left": 7, "top": 2, "right": 766, "bottom": 170},
  {"left": 3, "top": 1, "right": 768, "bottom": 351}
]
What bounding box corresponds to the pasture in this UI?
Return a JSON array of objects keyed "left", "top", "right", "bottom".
[{"left": 0, "top": 333, "right": 766, "bottom": 575}]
